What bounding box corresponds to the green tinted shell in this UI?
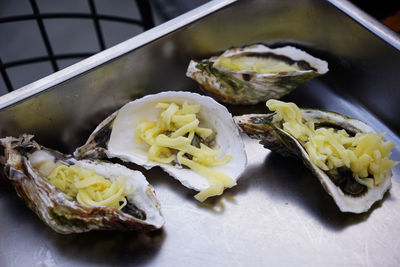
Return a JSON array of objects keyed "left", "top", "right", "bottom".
[{"left": 186, "top": 44, "right": 328, "bottom": 105}]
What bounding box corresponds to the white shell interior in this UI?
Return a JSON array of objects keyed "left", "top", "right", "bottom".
[
  {"left": 28, "top": 150, "right": 164, "bottom": 228},
  {"left": 107, "top": 91, "right": 247, "bottom": 191}
]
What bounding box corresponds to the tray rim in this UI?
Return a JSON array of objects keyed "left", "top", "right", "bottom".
[{"left": 327, "top": 0, "right": 400, "bottom": 49}]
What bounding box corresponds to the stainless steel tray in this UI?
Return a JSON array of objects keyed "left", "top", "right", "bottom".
[{"left": 1, "top": 0, "right": 399, "bottom": 266}]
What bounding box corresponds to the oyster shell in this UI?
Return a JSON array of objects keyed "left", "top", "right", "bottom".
[
  {"left": 186, "top": 44, "right": 328, "bottom": 104},
  {"left": 75, "top": 91, "right": 247, "bottom": 198},
  {"left": 0, "top": 135, "right": 164, "bottom": 234},
  {"left": 234, "top": 108, "right": 394, "bottom": 213}
]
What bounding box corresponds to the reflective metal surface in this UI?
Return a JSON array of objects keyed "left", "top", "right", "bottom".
[{"left": 1, "top": 0, "right": 399, "bottom": 266}]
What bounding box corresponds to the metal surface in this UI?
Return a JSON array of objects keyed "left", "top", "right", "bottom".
[
  {"left": 0, "top": 0, "right": 400, "bottom": 266},
  {"left": 327, "top": 0, "right": 400, "bottom": 49}
]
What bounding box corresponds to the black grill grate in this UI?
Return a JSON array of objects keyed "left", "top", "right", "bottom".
[{"left": 0, "top": 0, "right": 154, "bottom": 93}]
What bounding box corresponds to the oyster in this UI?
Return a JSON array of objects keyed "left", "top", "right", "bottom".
[
  {"left": 186, "top": 44, "right": 329, "bottom": 104},
  {"left": 75, "top": 91, "right": 247, "bottom": 201},
  {"left": 0, "top": 135, "right": 164, "bottom": 234},
  {"left": 234, "top": 100, "right": 397, "bottom": 213}
]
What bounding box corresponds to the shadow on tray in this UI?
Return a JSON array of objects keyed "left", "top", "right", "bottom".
[
  {"left": 255, "top": 152, "right": 390, "bottom": 231},
  {"left": 48, "top": 228, "right": 165, "bottom": 265}
]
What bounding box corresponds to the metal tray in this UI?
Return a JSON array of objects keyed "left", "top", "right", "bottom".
[{"left": 1, "top": 0, "right": 399, "bottom": 266}]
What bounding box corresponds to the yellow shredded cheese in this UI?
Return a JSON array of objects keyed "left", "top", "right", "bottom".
[
  {"left": 215, "top": 56, "right": 301, "bottom": 74},
  {"left": 47, "top": 164, "right": 133, "bottom": 209},
  {"left": 135, "top": 102, "right": 234, "bottom": 201},
  {"left": 266, "top": 99, "right": 398, "bottom": 188}
]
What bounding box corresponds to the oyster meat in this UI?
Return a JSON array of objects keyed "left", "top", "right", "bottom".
[
  {"left": 0, "top": 135, "right": 164, "bottom": 234},
  {"left": 234, "top": 100, "right": 397, "bottom": 213},
  {"left": 186, "top": 44, "right": 329, "bottom": 105},
  {"left": 75, "top": 91, "right": 247, "bottom": 201}
]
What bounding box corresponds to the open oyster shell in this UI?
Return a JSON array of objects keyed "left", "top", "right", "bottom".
[
  {"left": 0, "top": 135, "right": 164, "bottom": 234},
  {"left": 186, "top": 44, "right": 328, "bottom": 104},
  {"left": 75, "top": 91, "right": 247, "bottom": 194},
  {"left": 234, "top": 110, "right": 392, "bottom": 213}
]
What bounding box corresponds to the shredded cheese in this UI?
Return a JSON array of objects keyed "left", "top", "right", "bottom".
[
  {"left": 135, "top": 102, "right": 234, "bottom": 201},
  {"left": 215, "top": 56, "right": 301, "bottom": 74},
  {"left": 47, "top": 164, "right": 133, "bottom": 209},
  {"left": 266, "top": 99, "right": 398, "bottom": 188}
]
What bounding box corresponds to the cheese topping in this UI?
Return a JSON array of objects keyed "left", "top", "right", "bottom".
[
  {"left": 48, "top": 164, "right": 133, "bottom": 209},
  {"left": 267, "top": 99, "right": 397, "bottom": 188},
  {"left": 135, "top": 102, "right": 234, "bottom": 201},
  {"left": 215, "top": 55, "right": 301, "bottom": 74}
]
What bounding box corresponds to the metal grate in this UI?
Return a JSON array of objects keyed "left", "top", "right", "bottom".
[{"left": 0, "top": 0, "right": 154, "bottom": 93}]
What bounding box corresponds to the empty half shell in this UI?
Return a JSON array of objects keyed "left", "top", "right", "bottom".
[
  {"left": 0, "top": 135, "right": 164, "bottom": 234},
  {"left": 75, "top": 91, "right": 247, "bottom": 200},
  {"left": 234, "top": 102, "right": 396, "bottom": 213},
  {"left": 186, "top": 44, "right": 329, "bottom": 104}
]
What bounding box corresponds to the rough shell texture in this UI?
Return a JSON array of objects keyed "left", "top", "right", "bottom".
[
  {"left": 75, "top": 91, "right": 247, "bottom": 192},
  {"left": 0, "top": 135, "right": 164, "bottom": 234},
  {"left": 234, "top": 110, "right": 392, "bottom": 213},
  {"left": 186, "top": 44, "right": 329, "bottom": 105}
]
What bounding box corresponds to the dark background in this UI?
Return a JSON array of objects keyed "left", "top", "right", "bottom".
[{"left": 0, "top": 0, "right": 209, "bottom": 95}]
